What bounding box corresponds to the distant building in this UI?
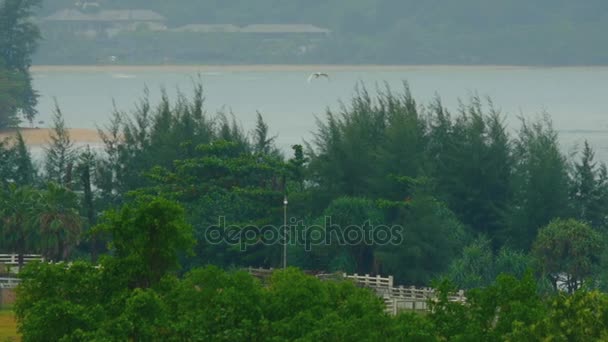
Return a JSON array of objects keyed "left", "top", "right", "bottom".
[
  {"left": 42, "top": 8, "right": 167, "bottom": 38},
  {"left": 167, "top": 23, "right": 331, "bottom": 57},
  {"left": 240, "top": 24, "right": 331, "bottom": 35},
  {"left": 170, "top": 24, "right": 240, "bottom": 33},
  {"left": 239, "top": 24, "right": 331, "bottom": 54},
  {"left": 169, "top": 23, "right": 331, "bottom": 36}
]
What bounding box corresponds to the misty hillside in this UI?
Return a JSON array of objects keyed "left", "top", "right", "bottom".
[{"left": 34, "top": 0, "right": 608, "bottom": 65}]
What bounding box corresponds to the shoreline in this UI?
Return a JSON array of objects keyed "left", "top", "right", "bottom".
[
  {"left": 30, "top": 64, "right": 608, "bottom": 73},
  {"left": 0, "top": 128, "right": 102, "bottom": 147}
]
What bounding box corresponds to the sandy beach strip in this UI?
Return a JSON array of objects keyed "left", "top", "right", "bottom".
[
  {"left": 0, "top": 128, "right": 102, "bottom": 147},
  {"left": 30, "top": 64, "right": 548, "bottom": 73}
]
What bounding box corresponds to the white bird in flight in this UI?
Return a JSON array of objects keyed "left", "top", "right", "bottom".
[{"left": 308, "top": 72, "right": 330, "bottom": 83}]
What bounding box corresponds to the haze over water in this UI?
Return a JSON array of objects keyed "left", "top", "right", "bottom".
[{"left": 31, "top": 66, "right": 608, "bottom": 161}]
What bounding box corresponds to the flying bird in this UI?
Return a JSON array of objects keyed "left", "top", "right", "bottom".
[{"left": 307, "top": 72, "right": 330, "bottom": 83}]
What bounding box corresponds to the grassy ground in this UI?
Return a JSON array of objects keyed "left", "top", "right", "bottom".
[{"left": 0, "top": 310, "right": 19, "bottom": 342}]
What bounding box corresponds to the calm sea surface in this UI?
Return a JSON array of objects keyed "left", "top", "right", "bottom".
[{"left": 31, "top": 66, "right": 608, "bottom": 161}]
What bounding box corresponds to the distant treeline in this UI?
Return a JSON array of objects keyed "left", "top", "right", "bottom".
[{"left": 33, "top": 0, "right": 608, "bottom": 65}]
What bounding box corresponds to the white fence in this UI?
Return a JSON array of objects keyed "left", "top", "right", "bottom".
[
  {"left": 0, "top": 254, "right": 45, "bottom": 265},
  {"left": 340, "top": 273, "right": 465, "bottom": 314},
  {"left": 343, "top": 273, "right": 394, "bottom": 289},
  {"left": 246, "top": 267, "right": 466, "bottom": 315},
  {"left": 0, "top": 254, "right": 45, "bottom": 275},
  {"left": 0, "top": 277, "right": 21, "bottom": 289}
]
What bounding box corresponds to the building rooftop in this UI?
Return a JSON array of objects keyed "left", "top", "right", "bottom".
[
  {"left": 44, "top": 9, "right": 166, "bottom": 22},
  {"left": 171, "top": 24, "right": 240, "bottom": 33},
  {"left": 240, "top": 24, "right": 331, "bottom": 34}
]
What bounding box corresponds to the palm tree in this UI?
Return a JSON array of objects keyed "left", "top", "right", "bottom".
[
  {"left": 0, "top": 184, "right": 42, "bottom": 269},
  {"left": 37, "top": 182, "right": 82, "bottom": 261}
]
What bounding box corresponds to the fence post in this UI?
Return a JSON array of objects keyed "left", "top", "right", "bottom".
[{"left": 392, "top": 298, "right": 397, "bottom": 316}]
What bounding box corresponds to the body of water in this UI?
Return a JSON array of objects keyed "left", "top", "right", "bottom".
[{"left": 31, "top": 65, "right": 608, "bottom": 161}]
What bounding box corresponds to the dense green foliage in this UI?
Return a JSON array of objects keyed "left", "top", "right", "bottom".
[
  {"left": 34, "top": 0, "right": 608, "bottom": 65},
  {"left": 2, "top": 61, "right": 608, "bottom": 337},
  {"left": 95, "top": 196, "right": 195, "bottom": 288},
  {"left": 4, "top": 81, "right": 608, "bottom": 286},
  {"left": 446, "top": 236, "right": 532, "bottom": 290},
  {"left": 0, "top": 181, "right": 81, "bottom": 265},
  {"left": 14, "top": 199, "right": 393, "bottom": 341},
  {"left": 533, "top": 218, "right": 603, "bottom": 293},
  {"left": 5, "top": 5, "right": 608, "bottom": 336},
  {"left": 0, "top": 0, "right": 40, "bottom": 126},
  {"left": 13, "top": 191, "right": 608, "bottom": 340},
  {"left": 16, "top": 252, "right": 608, "bottom": 340}
]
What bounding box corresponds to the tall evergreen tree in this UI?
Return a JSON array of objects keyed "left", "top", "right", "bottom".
[
  {"left": 287, "top": 144, "right": 307, "bottom": 192},
  {"left": 376, "top": 193, "right": 470, "bottom": 285},
  {"left": 508, "top": 115, "right": 571, "bottom": 250},
  {"left": 44, "top": 101, "right": 77, "bottom": 186},
  {"left": 570, "top": 140, "right": 608, "bottom": 229},
  {"left": 428, "top": 97, "right": 512, "bottom": 244},
  {"left": 0, "top": 130, "right": 36, "bottom": 187},
  {"left": 308, "top": 84, "right": 423, "bottom": 202},
  {"left": 12, "top": 130, "right": 36, "bottom": 185},
  {"left": 0, "top": 137, "right": 15, "bottom": 187},
  {"left": 252, "top": 111, "right": 279, "bottom": 157},
  {"left": 375, "top": 83, "right": 427, "bottom": 200},
  {"left": 0, "top": 68, "right": 28, "bottom": 127},
  {"left": 95, "top": 84, "right": 232, "bottom": 204},
  {"left": 96, "top": 108, "right": 123, "bottom": 206},
  {"left": 0, "top": 0, "right": 42, "bottom": 125}
]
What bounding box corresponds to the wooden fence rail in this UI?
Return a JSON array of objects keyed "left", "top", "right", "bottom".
[
  {"left": 0, "top": 254, "right": 45, "bottom": 265},
  {"left": 246, "top": 267, "right": 466, "bottom": 315},
  {"left": 0, "top": 277, "right": 21, "bottom": 289},
  {"left": 0, "top": 254, "right": 45, "bottom": 275},
  {"left": 343, "top": 273, "right": 394, "bottom": 289},
  {"left": 0, "top": 263, "right": 467, "bottom": 312}
]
